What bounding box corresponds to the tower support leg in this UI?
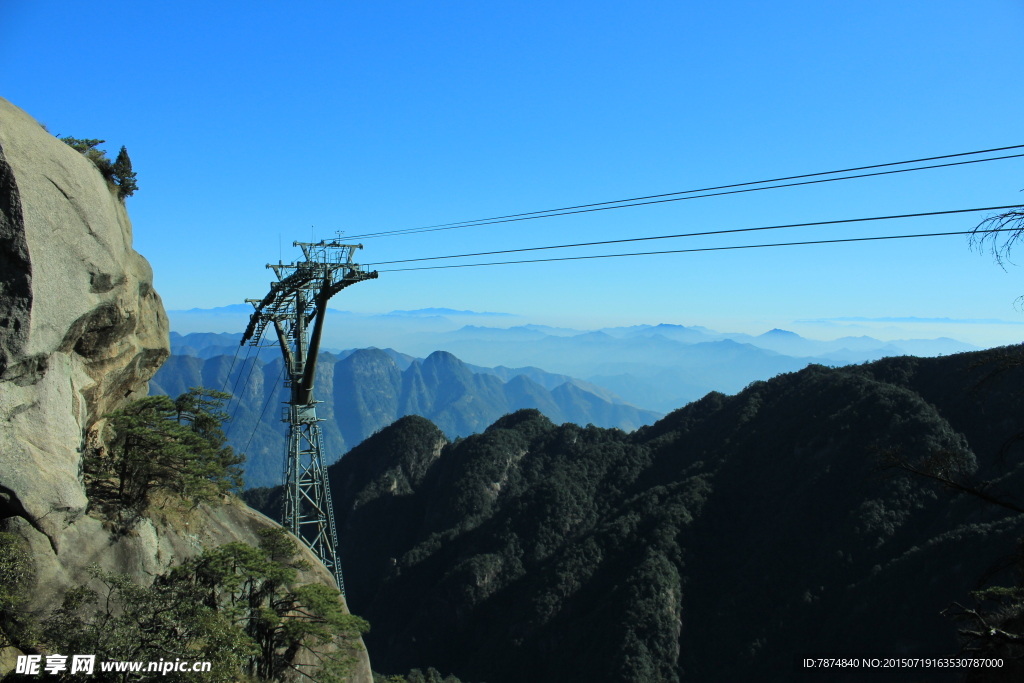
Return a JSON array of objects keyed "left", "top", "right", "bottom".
[{"left": 282, "top": 403, "right": 345, "bottom": 595}]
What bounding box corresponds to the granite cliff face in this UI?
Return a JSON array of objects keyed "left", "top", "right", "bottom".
[
  {"left": 0, "top": 97, "right": 169, "bottom": 548},
  {"left": 0, "top": 98, "right": 371, "bottom": 682}
]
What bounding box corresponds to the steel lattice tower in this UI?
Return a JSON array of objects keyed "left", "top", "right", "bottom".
[{"left": 241, "top": 239, "right": 377, "bottom": 594}]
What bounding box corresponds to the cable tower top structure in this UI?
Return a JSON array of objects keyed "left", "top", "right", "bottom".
[{"left": 241, "top": 237, "right": 378, "bottom": 594}]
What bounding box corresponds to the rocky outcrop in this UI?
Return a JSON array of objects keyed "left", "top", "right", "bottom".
[
  {"left": 0, "top": 97, "right": 169, "bottom": 547},
  {"left": 5, "top": 497, "right": 372, "bottom": 681},
  {"left": 0, "top": 98, "right": 371, "bottom": 682}
]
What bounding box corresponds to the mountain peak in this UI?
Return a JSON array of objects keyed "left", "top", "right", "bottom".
[
  {"left": 759, "top": 328, "right": 801, "bottom": 338},
  {"left": 424, "top": 349, "right": 462, "bottom": 365}
]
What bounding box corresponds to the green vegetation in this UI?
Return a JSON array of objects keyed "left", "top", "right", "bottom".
[
  {"left": 0, "top": 531, "right": 38, "bottom": 649},
  {"left": 284, "top": 348, "right": 1024, "bottom": 683},
  {"left": 373, "top": 669, "right": 469, "bottom": 683},
  {"left": 8, "top": 385, "right": 364, "bottom": 682},
  {"left": 59, "top": 136, "right": 138, "bottom": 199},
  {"left": 86, "top": 387, "right": 243, "bottom": 514},
  {"left": 41, "top": 565, "right": 250, "bottom": 682},
  {"left": 879, "top": 350, "right": 1024, "bottom": 673},
  {"left": 40, "top": 528, "right": 367, "bottom": 682},
  {"left": 59, "top": 137, "right": 109, "bottom": 167},
  {"left": 110, "top": 146, "right": 137, "bottom": 199},
  {"left": 943, "top": 583, "right": 1024, "bottom": 669}
]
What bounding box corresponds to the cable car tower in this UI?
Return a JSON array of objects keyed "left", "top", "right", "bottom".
[{"left": 241, "top": 237, "right": 378, "bottom": 594}]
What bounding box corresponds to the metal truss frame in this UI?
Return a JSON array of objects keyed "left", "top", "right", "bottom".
[{"left": 241, "top": 238, "right": 378, "bottom": 594}]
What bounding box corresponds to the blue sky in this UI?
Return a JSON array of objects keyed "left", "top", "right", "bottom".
[{"left": 3, "top": 1, "right": 1024, "bottom": 345}]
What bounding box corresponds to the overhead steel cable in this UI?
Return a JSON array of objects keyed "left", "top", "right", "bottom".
[
  {"left": 227, "top": 343, "right": 264, "bottom": 435},
  {"left": 365, "top": 204, "right": 1024, "bottom": 267},
  {"left": 241, "top": 362, "right": 286, "bottom": 459},
  {"left": 218, "top": 341, "right": 244, "bottom": 395},
  {"left": 347, "top": 145, "right": 1024, "bottom": 240},
  {"left": 227, "top": 341, "right": 254, "bottom": 400},
  {"left": 375, "top": 227, "right": 1018, "bottom": 273}
]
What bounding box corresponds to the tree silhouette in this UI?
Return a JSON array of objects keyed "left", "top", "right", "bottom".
[{"left": 971, "top": 202, "right": 1024, "bottom": 272}]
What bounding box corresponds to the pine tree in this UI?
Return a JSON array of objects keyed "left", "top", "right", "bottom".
[
  {"left": 89, "top": 388, "right": 244, "bottom": 511},
  {"left": 112, "top": 145, "right": 138, "bottom": 199}
]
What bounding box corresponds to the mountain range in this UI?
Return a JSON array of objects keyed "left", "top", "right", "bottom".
[
  {"left": 246, "top": 344, "right": 1024, "bottom": 682},
  {"left": 166, "top": 320, "right": 979, "bottom": 415},
  {"left": 153, "top": 334, "right": 662, "bottom": 487},
  {"left": 400, "top": 324, "right": 976, "bottom": 412}
]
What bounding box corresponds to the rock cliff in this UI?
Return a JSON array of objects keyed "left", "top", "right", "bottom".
[
  {"left": 4, "top": 498, "right": 372, "bottom": 682},
  {"left": 0, "top": 97, "right": 168, "bottom": 547},
  {"left": 0, "top": 97, "right": 371, "bottom": 682}
]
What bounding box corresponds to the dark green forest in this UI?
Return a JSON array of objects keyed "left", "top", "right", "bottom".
[{"left": 246, "top": 347, "right": 1024, "bottom": 682}]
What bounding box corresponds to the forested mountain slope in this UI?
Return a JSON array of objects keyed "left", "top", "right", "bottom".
[
  {"left": 250, "top": 346, "right": 1024, "bottom": 682},
  {"left": 154, "top": 347, "right": 661, "bottom": 487}
]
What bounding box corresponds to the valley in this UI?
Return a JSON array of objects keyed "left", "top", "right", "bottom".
[{"left": 245, "top": 346, "right": 1024, "bottom": 682}]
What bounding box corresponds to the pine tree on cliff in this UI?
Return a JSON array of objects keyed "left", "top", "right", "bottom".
[
  {"left": 112, "top": 146, "right": 137, "bottom": 199},
  {"left": 89, "top": 388, "right": 243, "bottom": 511},
  {"left": 59, "top": 137, "right": 138, "bottom": 200}
]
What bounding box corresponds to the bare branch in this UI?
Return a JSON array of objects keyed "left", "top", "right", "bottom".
[
  {"left": 877, "top": 447, "right": 1024, "bottom": 514},
  {"left": 970, "top": 205, "right": 1024, "bottom": 270}
]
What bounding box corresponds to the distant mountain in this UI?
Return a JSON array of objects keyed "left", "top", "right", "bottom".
[
  {"left": 810, "top": 315, "right": 1024, "bottom": 325},
  {"left": 745, "top": 328, "right": 977, "bottom": 360},
  {"left": 446, "top": 325, "right": 552, "bottom": 341},
  {"left": 587, "top": 369, "right": 715, "bottom": 414},
  {"left": 610, "top": 322, "right": 722, "bottom": 343},
  {"left": 150, "top": 344, "right": 661, "bottom": 488},
  {"left": 463, "top": 362, "right": 624, "bottom": 403},
  {"left": 405, "top": 331, "right": 830, "bottom": 411},
  {"left": 169, "top": 332, "right": 617, "bottom": 398},
  {"left": 396, "top": 325, "right": 978, "bottom": 412},
  {"left": 165, "top": 324, "right": 980, "bottom": 418},
  {"left": 602, "top": 323, "right": 978, "bottom": 360},
  {"left": 169, "top": 304, "right": 254, "bottom": 314},
  {"left": 166, "top": 305, "right": 517, "bottom": 345},
  {"left": 386, "top": 308, "right": 514, "bottom": 317},
  {"left": 169, "top": 331, "right": 243, "bottom": 359},
  {"left": 246, "top": 346, "right": 1024, "bottom": 683}
]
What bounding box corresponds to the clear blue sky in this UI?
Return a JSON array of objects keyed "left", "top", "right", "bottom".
[{"left": 3, "top": 1, "right": 1024, "bottom": 345}]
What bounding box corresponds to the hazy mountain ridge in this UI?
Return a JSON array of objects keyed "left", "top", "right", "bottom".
[
  {"left": 246, "top": 345, "right": 1024, "bottom": 682},
  {"left": 153, "top": 337, "right": 663, "bottom": 487},
  {"left": 416, "top": 325, "right": 978, "bottom": 412},
  {"left": 168, "top": 323, "right": 979, "bottom": 415}
]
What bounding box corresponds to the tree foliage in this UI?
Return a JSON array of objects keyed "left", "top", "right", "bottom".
[
  {"left": 87, "top": 387, "right": 244, "bottom": 512},
  {"left": 42, "top": 565, "right": 253, "bottom": 683},
  {"left": 41, "top": 528, "right": 367, "bottom": 683},
  {"left": 171, "top": 527, "right": 369, "bottom": 682},
  {"left": 0, "top": 531, "right": 38, "bottom": 649},
  {"left": 112, "top": 146, "right": 138, "bottom": 199},
  {"left": 880, "top": 366, "right": 1024, "bottom": 677},
  {"left": 312, "top": 349, "right": 1024, "bottom": 683},
  {"left": 373, "top": 668, "right": 468, "bottom": 683},
  {"left": 59, "top": 137, "right": 110, "bottom": 168},
  {"left": 59, "top": 136, "right": 138, "bottom": 199}
]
